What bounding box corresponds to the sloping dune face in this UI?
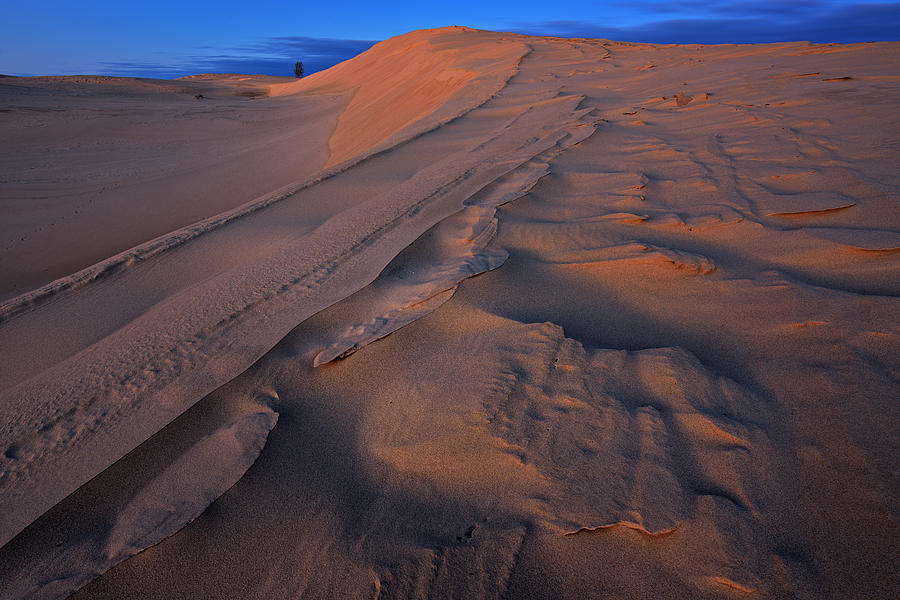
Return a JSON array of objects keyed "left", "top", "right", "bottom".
[
  {"left": 270, "top": 26, "right": 530, "bottom": 166},
  {"left": 1, "top": 27, "right": 899, "bottom": 600}
]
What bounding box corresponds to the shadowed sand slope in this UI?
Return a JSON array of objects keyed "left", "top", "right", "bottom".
[{"left": 0, "top": 27, "right": 898, "bottom": 600}]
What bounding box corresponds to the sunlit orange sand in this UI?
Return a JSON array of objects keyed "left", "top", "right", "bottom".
[{"left": 0, "top": 27, "right": 898, "bottom": 599}]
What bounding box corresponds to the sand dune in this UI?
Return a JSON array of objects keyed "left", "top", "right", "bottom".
[{"left": 1, "top": 27, "right": 898, "bottom": 599}]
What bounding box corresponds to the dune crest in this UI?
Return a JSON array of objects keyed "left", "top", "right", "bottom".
[{"left": 270, "top": 27, "right": 531, "bottom": 166}]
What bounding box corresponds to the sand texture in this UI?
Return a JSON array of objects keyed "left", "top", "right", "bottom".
[{"left": 0, "top": 26, "right": 898, "bottom": 599}]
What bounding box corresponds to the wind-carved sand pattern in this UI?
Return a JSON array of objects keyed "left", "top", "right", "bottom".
[
  {"left": 311, "top": 206, "right": 508, "bottom": 367},
  {"left": 312, "top": 137, "right": 589, "bottom": 366},
  {"left": 0, "top": 26, "right": 898, "bottom": 600},
  {"left": 477, "top": 327, "right": 765, "bottom": 531}
]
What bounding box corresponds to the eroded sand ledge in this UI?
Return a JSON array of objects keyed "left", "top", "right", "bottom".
[{"left": 0, "top": 27, "right": 898, "bottom": 599}]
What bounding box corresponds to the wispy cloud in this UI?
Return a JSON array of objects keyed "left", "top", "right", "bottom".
[
  {"left": 512, "top": 2, "right": 900, "bottom": 44},
  {"left": 99, "top": 36, "right": 377, "bottom": 79}
]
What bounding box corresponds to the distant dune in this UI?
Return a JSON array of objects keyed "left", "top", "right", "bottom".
[{"left": 0, "top": 26, "right": 898, "bottom": 599}]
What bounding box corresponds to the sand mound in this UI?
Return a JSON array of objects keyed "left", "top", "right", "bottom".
[{"left": 268, "top": 27, "right": 531, "bottom": 166}]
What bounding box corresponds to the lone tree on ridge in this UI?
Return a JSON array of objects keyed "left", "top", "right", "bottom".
[{"left": 294, "top": 61, "right": 304, "bottom": 78}]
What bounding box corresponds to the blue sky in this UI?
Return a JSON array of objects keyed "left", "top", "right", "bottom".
[{"left": 1, "top": 1, "right": 898, "bottom": 78}]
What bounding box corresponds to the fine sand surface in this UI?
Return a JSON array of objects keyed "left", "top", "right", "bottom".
[
  {"left": 0, "top": 26, "right": 898, "bottom": 599},
  {"left": 0, "top": 73, "right": 345, "bottom": 300}
]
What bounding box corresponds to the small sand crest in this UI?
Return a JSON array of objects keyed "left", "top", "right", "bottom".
[
  {"left": 564, "top": 521, "right": 678, "bottom": 537},
  {"left": 768, "top": 202, "right": 857, "bottom": 217},
  {"left": 311, "top": 207, "right": 507, "bottom": 366},
  {"left": 105, "top": 409, "right": 277, "bottom": 561},
  {"left": 0, "top": 408, "right": 277, "bottom": 600}
]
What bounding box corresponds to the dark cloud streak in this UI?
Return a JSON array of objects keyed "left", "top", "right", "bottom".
[
  {"left": 514, "top": 2, "right": 900, "bottom": 44},
  {"left": 100, "top": 36, "right": 377, "bottom": 79}
]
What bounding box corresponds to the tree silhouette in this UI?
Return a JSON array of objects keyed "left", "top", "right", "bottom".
[{"left": 294, "top": 61, "right": 304, "bottom": 78}]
